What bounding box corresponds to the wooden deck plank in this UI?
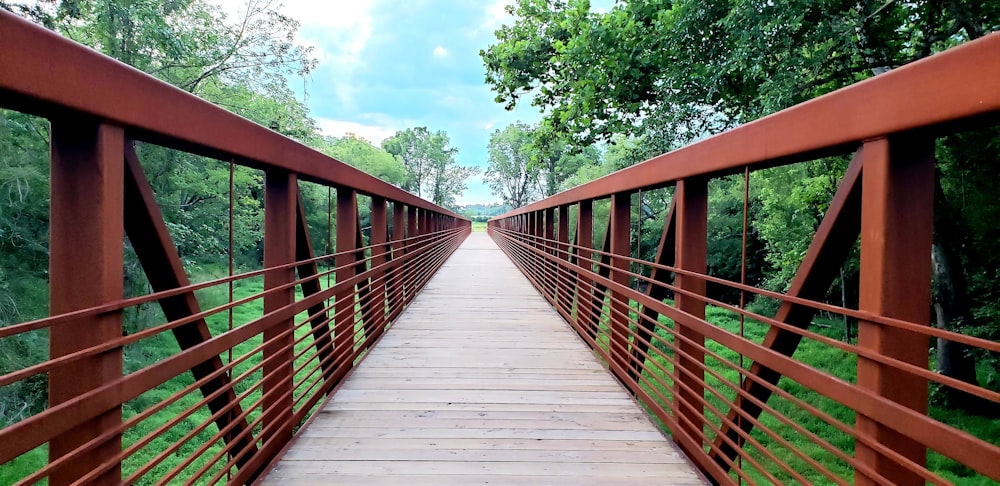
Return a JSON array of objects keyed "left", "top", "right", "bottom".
[{"left": 262, "top": 233, "right": 704, "bottom": 485}]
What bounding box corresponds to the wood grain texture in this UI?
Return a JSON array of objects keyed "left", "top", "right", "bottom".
[{"left": 261, "top": 233, "right": 704, "bottom": 485}]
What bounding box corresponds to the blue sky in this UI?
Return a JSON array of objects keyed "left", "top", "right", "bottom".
[{"left": 219, "top": 0, "right": 614, "bottom": 205}]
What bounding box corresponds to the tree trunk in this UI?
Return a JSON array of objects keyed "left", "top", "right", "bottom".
[
  {"left": 840, "top": 265, "right": 851, "bottom": 342},
  {"left": 931, "top": 171, "right": 981, "bottom": 409}
]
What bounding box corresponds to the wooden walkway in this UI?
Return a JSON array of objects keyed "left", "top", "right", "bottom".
[{"left": 261, "top": 232, "right": 704, "bottom": 485}]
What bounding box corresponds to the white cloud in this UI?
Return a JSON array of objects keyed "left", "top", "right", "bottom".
[
  {"left": 316, "top": 117, "right": 397, "bottom": 146},
  {"left": 483, "top": 121, "right": 495, "bottom": 131},
  {"left": 432, "top": 46, "right": 450, "bottom": 58},
  {"left": 590, "top": 0, "right": 617, "bottom": 14},
  {"left": 477, "top": 0, "right": 512, "bottom": 35},
  {"left": 214, "top": 0, "right": 376, "bottom": 109}
]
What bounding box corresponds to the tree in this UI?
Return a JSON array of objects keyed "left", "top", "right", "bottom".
[
  {"left": 429, "top": 159, "right": 478, "bottom": 210},
  {"left": 42, "top": 0, "right": 315, "bottom": 96},
  {"left": 484, "top": 123, "right": 540, "bottom": 208},
  {"left": 532, "top": 123, "right": 600, "bottom": 197},
  {"left": 382, "top": 127, "right": 477, "bottom": 208},
  {"left": 484, "top": 121, "right": 601, "bottom": 207}
]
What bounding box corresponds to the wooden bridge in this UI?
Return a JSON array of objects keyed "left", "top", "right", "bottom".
[
  {"left": 261, "top": 233, "right": 703, "bottom": 484},
  {"left": 1, "top": 10, "right": 1000, "bottom": 486}
]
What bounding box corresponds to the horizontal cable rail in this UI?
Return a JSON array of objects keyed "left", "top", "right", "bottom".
[
  {"left": 0, "top": 10, "right": 470, "bottom": 485},
  {"left": 489, "top": 32, "right": 1000, "bottom": 486}
]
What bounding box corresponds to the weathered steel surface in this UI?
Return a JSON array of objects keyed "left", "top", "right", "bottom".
[
  {"left": 259, "top": 170, "right": 298, "bottom": 480},
  {"left": 608, "top": 192, "right": 632, "bottom": 374},
  {"left": 673, "top": 178, "right": 707, "bottom": 453},
  {"left": 335, "top": 189, "right": 360, "bottom": 362},
  {"left": 48, "top": 121, "right": 124, "bottom": 486},
  {"left": 856, "top": 137, "right": 935, "bottom": 486}
]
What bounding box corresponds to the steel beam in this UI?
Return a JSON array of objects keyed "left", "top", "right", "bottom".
[
  {"left": 575, "top": 201, "right": 594, "bottom": 334},
  {"left": 856, "top": 136, "right": 934, "bottom": 486},
  {"left": 609, "top": 192, "right": 632, "bottom": 375},
  {"left": 335, "top": 189, "right": 359, "bottom": 362},
  {"left": 674, "top": 178, "right": 708, "bottom": 448},
  {"left": 369, "top": 197, "right": 389, "bottom": 340},
  {"left": 123, "top": 143, "right": 256, "bottom": 469},
  {"left": 710, "top": 152, "right": 863, "bottom": 470},
  {"left": 48, "top": 120, "right": 124, "bottom": 486},
  {"left": 294, "top": 190, "right": 334, "bottom": 383},
  {"left": 261, "top": 170, "right": 296, "bottom": 462}
]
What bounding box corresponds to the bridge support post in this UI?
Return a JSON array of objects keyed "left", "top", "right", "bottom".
[
  {"left": 260, "top": 170, "right": 297, "bottom": 466},
  {"left": 389, "top": 203, "right": 405, "bottom": 320},
  {"left": 48, "top": 121, "right": 124, "bottom": 486},
  {"left": 544, "top": 207, "right": 556, "bottom": 300},
  {"left": 674, "top": 177, "right": 707, "bottom": 450},
  {"left": 609, "top": 192, "right": 632, "bottom": 377},
  {"left": 855, "top": 136, "right": 933, "bottom": 486},
  {"left": 370, "top": 197, "right": 389, "bottom": 340},
  {"left": 557, "top": 205, "right": 570, "bottom": 307},
  {"left": 575, "top": 201, "right": 594, "bottom": 337},
  {"left": 406, "top": 205, "right": 418, "bottom": 304},
  {"left": 335, "top": 189, "right": 359, "bottom": 369}
]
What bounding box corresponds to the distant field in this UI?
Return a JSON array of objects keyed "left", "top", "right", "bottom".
[{"left": 472, "top": 221, "right": 487, "bottom": 232}]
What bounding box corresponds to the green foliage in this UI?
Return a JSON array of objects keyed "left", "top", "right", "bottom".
[
  {"left": 48, "top": 0, "right": 316, "bottom": 95},
  {"left": 483, "top": 0, "right": 1000, "bottom": 148},
  {"left": 753, "top": 157, "right": 852, "bottom": 291},
  {"left": 457, "top": 202, "right": 512, "bottom": 219},
  {"left": 317, "top": 135, "right": 407, "bottom": 186}
]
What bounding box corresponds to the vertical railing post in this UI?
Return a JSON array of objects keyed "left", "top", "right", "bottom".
[
  {"left": 419, "top": 210, "right": 430, "bottom": 275},
  {"left": 609, "top": 192, "right": 632, "bottom": 376},
  {"left": 526, "top": 211, "right": 533, "bottom": 250},
  {"left": 335, "top": 188, "right": 359, "bottom": 365},
  {"left": 674, "top": 177, "right": 708, "bottom": 447},
  {"left": 370, "top": 197, "right": 388, "bottom": 339},
  {"left": 855, "top": 137, "right": 933, "bottom": 486},
  {"left": 390, "top": 202, "right": 405, "bottom": 320},
  {"left": 576, "top": 200, "right": 594, "bottom": 336},
  {"left": 557, "top": 205, "right": 570, "bottom": 307},
  {"left": 48, "top": 121, "right": 124, "bottom": 486},
  {"left": 544, "top": 207, "right": 556, "bottom": 299},
  {"left": 261, "top": 169, "right": 296, "bottom": 456},
  {"left": 406, "top": 205, "right": 418, "bottom": 304},
  {"left": 533, "top": 210, "right": 544, "bottom": 282}
]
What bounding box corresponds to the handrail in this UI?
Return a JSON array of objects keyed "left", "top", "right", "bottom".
[
  {"left": 0, "top": 10, "right": 470, "bottom": 485},
  {"left": 489, "top": 33, "right": 1000, "bottom": 486}
]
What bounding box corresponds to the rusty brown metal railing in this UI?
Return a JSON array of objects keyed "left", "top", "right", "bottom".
[
  {"left": 0, "top": 11, "right": 469, "bottom": 485},
  {"left": 489, "top": 32, "right": 1000, "bottom": 486}
]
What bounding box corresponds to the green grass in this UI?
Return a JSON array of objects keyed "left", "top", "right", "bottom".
[
  {"left": 0, "top": 268, "right": 377, "bottom": 485},
  {"left": 579, "top": 298, "right": 997, "bottom": 484},
  {"left": 471, "top": 221, "right": 487, "bottom": 232}
]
